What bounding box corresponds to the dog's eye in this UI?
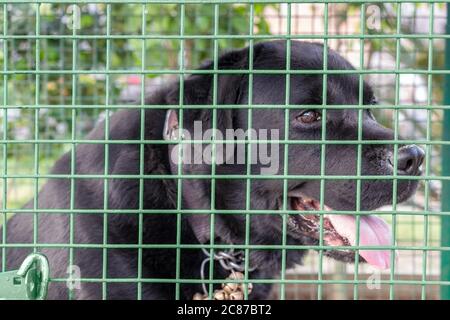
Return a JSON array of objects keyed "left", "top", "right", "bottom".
[{"left": 296, "top": 110, "right": 322, "bottom": 124}]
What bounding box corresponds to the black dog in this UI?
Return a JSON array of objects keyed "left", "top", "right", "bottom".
[{"left": 0, "top": 40, "right": 424, "bottom": 300}]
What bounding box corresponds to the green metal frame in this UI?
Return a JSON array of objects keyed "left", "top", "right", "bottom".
[
  {"left": 441, "top": 1, "right": 450, "bottom": 301},
  {"left": 0, "top": 0, "right": 448, "bottom": 300}
]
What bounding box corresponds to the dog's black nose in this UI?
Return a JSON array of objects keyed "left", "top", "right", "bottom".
[{"left": 397, "top": 145, "right": 425, "bottom": 175}]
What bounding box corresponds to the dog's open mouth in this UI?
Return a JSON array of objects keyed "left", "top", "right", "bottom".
[{"left": 286, "top": 191, "right": 393, "bottom": 269}]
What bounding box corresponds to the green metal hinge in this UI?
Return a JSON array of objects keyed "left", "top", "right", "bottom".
[{"left": 0, "top": 253, "right": 50, "bottom": 300}]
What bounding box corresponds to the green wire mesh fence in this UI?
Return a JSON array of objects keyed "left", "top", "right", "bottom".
[{"left": 0, "top": 1, "right": 448, "bottom": 300}]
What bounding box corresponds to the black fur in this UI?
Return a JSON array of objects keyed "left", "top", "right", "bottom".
[{"left": 0, "top": 41, "right": 420, "bottom": 299}]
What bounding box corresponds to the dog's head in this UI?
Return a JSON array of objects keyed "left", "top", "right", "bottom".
[{"left": 163, "top": 40, "right": 424, "bottom": 269}]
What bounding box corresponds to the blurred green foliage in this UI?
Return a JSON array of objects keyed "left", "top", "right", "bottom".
[{"left": 0, "top": 3, "right": 273, "bottom": 162}]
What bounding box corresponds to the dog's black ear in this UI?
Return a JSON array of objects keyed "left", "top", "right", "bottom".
[
  {"left": 165, "top": 46, "right": 253, "bottom": 132},
  {"left": 163, "top": 47, "right": 252, "bottom": 244},
  {"left": 162, "top": 108, "right": 215, "bottom": 244}
]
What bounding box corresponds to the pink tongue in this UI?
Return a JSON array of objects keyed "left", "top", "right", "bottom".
[{"left": 327, "top": 214, "right": 393, "bottom": 269}]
